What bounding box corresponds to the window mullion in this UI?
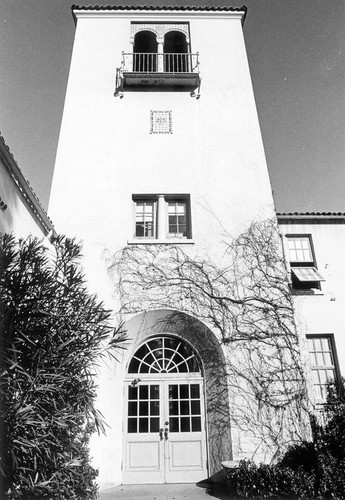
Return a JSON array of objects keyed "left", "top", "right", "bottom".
[{"left": 157, "top": 194, "right": 167, "bottom": 239}]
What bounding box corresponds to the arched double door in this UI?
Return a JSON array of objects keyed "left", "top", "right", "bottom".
[{"left": 122, "top": 335, "right": 207, "bottom": 484}]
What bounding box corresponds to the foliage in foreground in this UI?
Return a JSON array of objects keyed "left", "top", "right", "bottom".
[
  {"left": 228, "top": 380, "right": 345, "bottom": 499},
  {"left": 0, "top": 234, "right": 126, "bottom": 499}
]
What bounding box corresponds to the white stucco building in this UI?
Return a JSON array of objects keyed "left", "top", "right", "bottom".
[
  {"left": 0, "top": 133, "right": 54, "bottom": 239},
  {"left": 278, "top": 213, "right": 345, "bottom": 409},
  {"left": 46, "top": 4, "right": 344, "bottom": 493}
]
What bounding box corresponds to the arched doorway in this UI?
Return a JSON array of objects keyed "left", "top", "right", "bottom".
[
  {"left": 122, "top": 310, "right": 232, "bottom": 482},
  {"left": 164, "top": 31, "right": 189, "bottom": 72},
  {"left": 133, "top": 30, "right": 157, "bottom": 72},
  {"left": 122, "top": 335, "right": 207, "bottom": 484}
]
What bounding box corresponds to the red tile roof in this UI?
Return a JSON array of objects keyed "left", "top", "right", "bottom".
[
  {"left": 278, "top": 212, "right": 345, "bottom": 217},
  {"left": 72, "top": 4, "right": 247, "bottom": 13},
  {"left": 277, "top": 212, "right": 345, "bottom": 222}
]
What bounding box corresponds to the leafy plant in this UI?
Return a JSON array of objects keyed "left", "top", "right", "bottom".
[
  {"left": 228, "top": 380, "right": 345, "bottom": 499},
  {"left": 0, "top": 234, "right": 126, "bottom": 499},
  {"left": 279, "top": 441, "right": 317, "bottom": 473},
  {"left": 228, "top": 460, "right": 316, "bottom": 499}
]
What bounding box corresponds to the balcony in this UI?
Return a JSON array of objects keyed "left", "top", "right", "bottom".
[{"left": 115, "top": 52, "right": 200, "bottom": 95}]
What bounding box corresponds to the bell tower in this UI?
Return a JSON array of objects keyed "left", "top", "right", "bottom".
[
  {"left": 49, "top": 5, "right": 274, "bottom": 252},
  {"left": 49, "top": 5, "right": 279, "bottom": 490}
]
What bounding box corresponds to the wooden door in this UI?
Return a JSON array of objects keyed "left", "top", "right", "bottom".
[
  {"left": 123, "top": 378, "right": 207, "bottom": 483},
  {"left": 122, "top": 335, "right": 208, "bottom": 484}
]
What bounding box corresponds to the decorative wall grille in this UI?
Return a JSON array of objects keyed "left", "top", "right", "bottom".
[
  {"left": 150, "top": 110, "right": 172, "bottom": 134},
  {"left": 131, "top": 23, "right": 189, "bottom": 39}
]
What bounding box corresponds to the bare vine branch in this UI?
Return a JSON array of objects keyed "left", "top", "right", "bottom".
[{"left": 107, "top": 218, "right": 311, "bottom": 461}]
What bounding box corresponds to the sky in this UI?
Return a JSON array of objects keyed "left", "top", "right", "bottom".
[{"left": 1, "top": 0, "right": 344, "bottom": 213}]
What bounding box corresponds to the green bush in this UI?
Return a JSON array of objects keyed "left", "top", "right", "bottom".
[
  {"left": 227, "top": 380, "right": 345, "bottom": 499},
  {"left": 228, "top": 460, "right": 316, "bottom": 499},
  {"left": 0, "top": 234, "right": 126, "bottom": 499}
]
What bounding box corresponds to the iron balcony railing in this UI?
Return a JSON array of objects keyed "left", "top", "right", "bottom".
[{"left": 122, "top": 52, "right": 199, "bottom": 74}]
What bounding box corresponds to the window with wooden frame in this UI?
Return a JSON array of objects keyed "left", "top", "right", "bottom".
[
  {"left": 134, "top": 200, "right": 156, "bottom": 238},
  {"left": 307, "top": 334, "right": 340, "bottom": 404},
  {"left": 168, "top": 200, "right": 188, "bottom": 238},
  {"left": 286, "top": 235, "right": 324, "bottom": 291},
  {"left": 132, "top": 194, "right": 191, "bottom": 241}
]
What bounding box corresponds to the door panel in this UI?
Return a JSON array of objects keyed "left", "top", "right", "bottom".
[
  {"left": 170, "top": 440, "right": 203, "bottom": 468},
  {"left": 127, "top": 441, "right": 161, "bottom": 468}
]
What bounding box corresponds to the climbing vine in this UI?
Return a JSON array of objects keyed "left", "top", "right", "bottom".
[{"left": 108, "top": 219, "right": 311, "bottom": 461}]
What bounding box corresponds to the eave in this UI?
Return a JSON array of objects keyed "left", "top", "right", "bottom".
[
  {"left": 0, "top": 133, "right": 56, "bottom": 237},
  {"left": 71, "top": 4, "right": 248, "bottom": 24},
  {"left": 277, "top": 212, "right": 345, "bottom": 224}
]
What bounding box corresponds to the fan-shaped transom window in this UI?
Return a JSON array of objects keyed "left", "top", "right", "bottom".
[{"left": 128, "top": 336, "right": 201, "bottom": 374}]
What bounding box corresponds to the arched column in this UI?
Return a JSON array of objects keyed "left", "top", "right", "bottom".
[
  {"left": 128, "top": 40, "right": 134, "bottom": 71},
  {"left": 157, "top": 37, "right": 164, "bottom": 72}
]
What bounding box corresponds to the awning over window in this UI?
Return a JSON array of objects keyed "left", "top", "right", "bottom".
[{"left": 291, "top": 267, "right": 325, "bottom": 282}]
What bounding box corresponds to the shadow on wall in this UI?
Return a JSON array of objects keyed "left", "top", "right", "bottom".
[
  {"left": 0, "top": 186, "right": 15, "bottom": 234},
  {"left": 124, "top": 309, "right": 232, "bottom": 477}
]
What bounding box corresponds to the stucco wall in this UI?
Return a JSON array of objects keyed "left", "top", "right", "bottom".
[{"left": 279, "top": 220, "right": 345, "bottom": 377}]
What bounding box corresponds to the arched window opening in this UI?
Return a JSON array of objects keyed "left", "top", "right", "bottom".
[
  {"left": 128, "top": 336, "right": 201, "bottom": 374},
  {"left": 164, "top": 31, "right": 189, "bottom": 73},
  {"left": 133, "top": 31, "right": 158, "bottom": 72}
]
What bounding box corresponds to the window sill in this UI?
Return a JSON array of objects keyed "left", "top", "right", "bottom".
[
  {"left": 127, "top": 238, "right": 195, "bottom": 245},
  {"left": 291, "top": 289, "right": 324, "bottom": 296},
  {"left": 313, "top": 402, "right": 326, "bottom": 410}
]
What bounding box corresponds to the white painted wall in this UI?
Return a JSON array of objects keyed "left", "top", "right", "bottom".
[{"left": 49, "top": 9, "right": 276, "bottom": 490}]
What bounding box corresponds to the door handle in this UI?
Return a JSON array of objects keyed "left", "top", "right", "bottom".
[
  {"left": 164, "top": 427, "right": 169, "bottom": 440},
  {"left": 159, "top": 428, "right": 164, "bottom": 441}
]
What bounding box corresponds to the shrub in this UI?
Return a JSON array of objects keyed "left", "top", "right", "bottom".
[
  {"left": 279, "top": 441, "right": 317, "bottom": 473},
  {"left": 227, "top": 381, "right": 345, "bottom": 498},
  {"left": 228, "top": 460, "right": 316, "bottom": 499},
  {"left": 0, "top": 234, "right": 126, "bottom": 499}
]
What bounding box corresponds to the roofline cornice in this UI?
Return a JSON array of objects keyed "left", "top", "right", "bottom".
[
  {"left": 0, "top": 134, "right": 56, "bottom": 237},
  {"left": 71, "top": 5, "right": 247, "bottom": 23},
  {"left": 277, "top": 213, "right": 345, "bottom": 224}
]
